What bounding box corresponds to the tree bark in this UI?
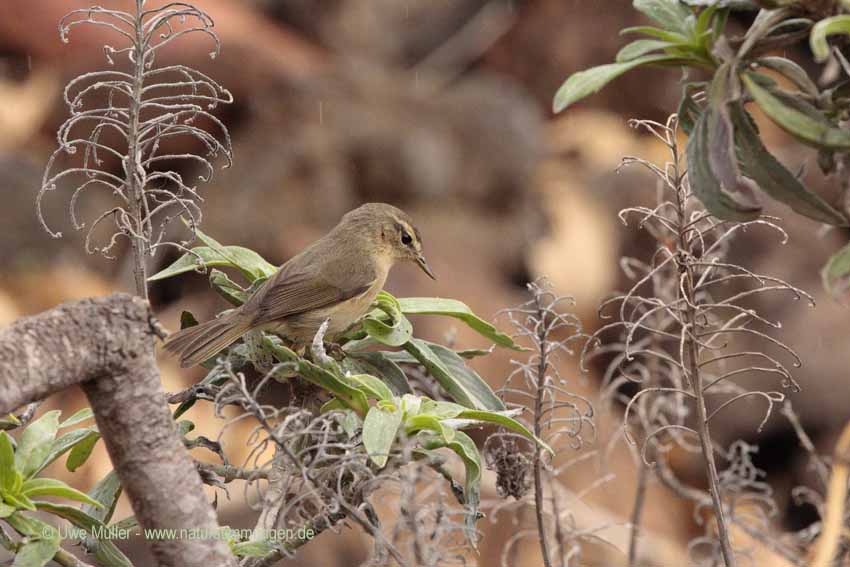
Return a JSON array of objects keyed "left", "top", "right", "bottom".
[{"left": 0, "top": 293, "right": 236, "bottom": 567}]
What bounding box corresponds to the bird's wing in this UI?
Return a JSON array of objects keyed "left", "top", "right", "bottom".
[{"left": 249, "top": 267, "right": 373, "bottom": 326}]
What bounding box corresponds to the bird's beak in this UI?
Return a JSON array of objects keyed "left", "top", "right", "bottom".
[{"left": 415, "top": 253, "right": 436, "bottom": 280}]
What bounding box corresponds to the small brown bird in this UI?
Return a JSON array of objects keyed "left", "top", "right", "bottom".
[{"left": 163, "top": 203, "right": 435, "bottom": 367}]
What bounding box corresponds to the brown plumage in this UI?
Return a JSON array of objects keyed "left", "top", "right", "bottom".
[{"left": 163, "top": 203, "right": 434, "bottom": 367}]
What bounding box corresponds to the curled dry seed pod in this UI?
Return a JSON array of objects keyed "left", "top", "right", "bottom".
[
  {"left": 585, "top": 115, "right": 813, "bottom": 567},
  {"left": 39, "top": 0, "right": 233, "bottom": 298}
]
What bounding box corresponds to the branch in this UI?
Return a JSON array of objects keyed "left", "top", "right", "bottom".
[{"left": 0, "top": 293, "right": 236, "bottom": 567}]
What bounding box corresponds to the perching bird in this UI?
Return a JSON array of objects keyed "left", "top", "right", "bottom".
[{"left": 163, "top": 202, "right": 435, "bottom": 367}]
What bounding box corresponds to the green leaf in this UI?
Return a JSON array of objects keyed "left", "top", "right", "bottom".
[
  {"left": 682, "top": 0, "right": 757, "bottom": 7},
  {"left": 0, "top": 431, "right": 16, "bottom": 492},
  {"left": 83, "top": 470, "right": 122, "bottom": 524},
  {"left": 404, "top": 339, "right": 505, "bottom": 411},
  {"left": 731, "top": 103, "right": 847, "bottom": 226},
  {"left": 342, "top": 374, "right": 394, "bottom": 402},
  {"left": 33, "top": 500, "right": 134, "bottom": 567},
  {"left": 267, "top": 340, "right": 369, "bottom": 415},
  {"left": 15, "top": 411, "right": 60, "bottom": 479},
  {"left": 7, "top": 515, "right": 59, "bottom": 567},
  {"left": 420, "top": 431, "right": 482, "bottom": 547},
  {"left": 21, "top": 478, "right": 103, "bottom": 508},
  {"left": 58, "top": 408, "right": 94, "bottom": 429},
  {"left": 66, "top": 431, "right": 100, "bottom": 472},
  {"left": 151, "top": 224, "right": 277, "bottom": 283},
  {"left": 811, "top": 15, "right": 850, "bottom": 63},
  {"left": 405, "top": 414, "right": 456, "bottom": 444},
  {"left": 0, "top": 502, "right": 14, "bottom": 518},
  {"left": 677, "top": 84, "right": 703, "bottom": 135},
  {"left": 743, "top": 73, "right": 850, "bottom": 149},
  {"left": 553, "top": 55, "right": 682, "bottom": 113},
  {"left": 823, "top": 241, "right": 850, "bottom": 301},
  {"left": 754, "top": 57, "right": 818, "bottom": 97},
  {"left": 363, "top": 404, "right": 403, "bottom": 468},
  {"left": 456, "top": 410, "right": 553, "bottom": 455},
  {"left": 31, "top": 427, "right": 98, "bottom": 478},
  {"left": 686, "top": 108, "right": 762, "bottom": 221},
  {"left": 419, "top": 400, "right": 467, "bottom": 419},
  {"left": 344, "top": 352, "right": 413, "bottom": 395},
  {"left": 397, "top": 297, "right": 522, "bottom": 350},
  {"left": 4, "top": 491, "right": 36, "bottom": 511},
  {"left": 209, "top": 269, "right": 252, "bottom": 306},
  {"left": 633, "top": 0, "right": 692, "bottom": 34},
  {"left": 5, "top": 511, "right": 50, "bottom": 537},
  {"left": 363, "top": 292, "right": 413, "bottom": 347},
  {"left": 147, "top": 245, "right": 275, "bottom": 283},
  {"left": 616, "top": 39, "right": 673, "bottom": 62},
  {"left": 620, "top": 25, "right": 691, "bottom": 42},
  {"left": 232, "top": 539, "right": 277, "bottom": 558}
]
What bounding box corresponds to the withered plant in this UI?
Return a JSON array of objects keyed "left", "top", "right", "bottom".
[
  {"left": 38, "top": 0, "right": 233, "bottom": 299},
  {"left": 484, "top": 281, "right": 602, "bottom": 567},
  {"left": 586, "top": 115, "right": 813, "bottom": 567}
]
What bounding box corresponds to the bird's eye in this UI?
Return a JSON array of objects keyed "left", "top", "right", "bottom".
[{"left": 401, "top": 231, "right": 413, "bottom": 246}]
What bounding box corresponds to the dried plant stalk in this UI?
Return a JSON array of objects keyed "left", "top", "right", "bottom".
[
  {"left": 585, "top": 115, "right": 811, "bottom": 567},
  {"left": 485, "top": 281, "right": 600, "bottom": 567},
  {"left": 39, "top": 0, "right": 233, "bottom": 299}
]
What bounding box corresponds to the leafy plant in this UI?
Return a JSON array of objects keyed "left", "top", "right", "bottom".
[
  {"left": 553, "top": 0, "right": 850, "bottom": 298},
  {"left": 153, "top": 228, "right": 549, "bottom": 558},
  {"left": 0, "top": 409, "right": 134, "bottom": 567}
]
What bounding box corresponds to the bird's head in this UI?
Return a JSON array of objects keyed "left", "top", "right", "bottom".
[{"left": 340, "top": 203, "right": 436, "bottom": 279}]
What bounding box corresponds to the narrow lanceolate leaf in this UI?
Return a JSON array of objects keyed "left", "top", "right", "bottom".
[
  {"left": 342, "top": 374, "right": 394, "bottom": 402},
  {"left": 0, "top": 431, "right": 15, "bottom": 492},
  {"left": 267, "top": 341, "right": 369, "bottom": 415},
  {"left": 362, "top": 404, "right": 403, "bottom": 468},
  {"left": 823, "top": 242, "right": 850, "bottom": 301},
  {"left": 553, "top": 55, "right": 682, "bottom": 113},
  {"left": 15, "top": 411, "right": 61, "bottom": 479},
  {"left": 403, "top": 339, "right": 505, "bottom": 411},
  {"left": 687, "top": 109, "right": 762, "bottom": 221},
  {"left": 33, "top": 501, "right": 134, "bottom": 567},
  {"left": 705, "top": 65, "right": 762, "bottom": 216},
  {"left": 344, "top": 352, "right": 413, "bottom": 395},
  {"left": 616, "top": 39, "right": 673, "bottom": 62},
  {"left": 21, "top": 478, "right": 103, "bottom": 508},
  {"left": 810, "top": 15, "right": 850, "bottom": 62},
  {"left": 743, "top": 73, "right": 850, "bottom": 149},
  {"left": 633, "top": 0, "right": 692, "bottom": 34},
  {"left": 210, "top": 269, "right": 251, "bottom": 306},
  {"left": 58, "top": 408, "right": 94, "bottom": 429},
  {"left": 754, "top": 57, "right": 818, "bottom": 97},
  {"left": 420, "top": 431, "right": 482, "bottom": 548},
  {"left": 397, "top": 297, "right": 522, "bottom": 350},
  {"left": 148, "top": 245, "right": 277, "bottom": 283},
  {"left": 456, "top": 410, "right": 554, "bottom": 455},
  {"left": 7, "top": 515, "right": 59, "bottom": 567},
  {"left": 66, "top": 430, "right": 101, "bottom": 472},
  {"left": 31, "top": 427, "right": 98, "bottom": 478},
  {"left": 731, "top": 104, "right": 847, "bottom": 226}
]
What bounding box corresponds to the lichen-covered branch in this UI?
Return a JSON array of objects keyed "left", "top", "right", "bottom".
[{"left": 0, "top": 293, "right": 236, "bottom": 567}]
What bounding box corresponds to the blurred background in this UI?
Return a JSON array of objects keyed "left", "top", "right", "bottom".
[{"left": 1, "top": 1, "right": 850, "bottom": 565}]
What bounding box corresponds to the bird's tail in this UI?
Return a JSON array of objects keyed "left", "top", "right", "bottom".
[{"left": 163, "top": 312, "right": 251, "bottom": 368}]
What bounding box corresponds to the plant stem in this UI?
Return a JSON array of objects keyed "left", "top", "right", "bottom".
[
  {"left": 675, "top": 183, "right": 736, "bottom": 567},
  {"left": 628, "top": 461, "right": 649, "bottom": 567},
  {"left": 532, "top": 295, "right": 554, "bottom": 567},
  {"left": 125, "top": 0, "right": 149, "bottom": 300}
]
